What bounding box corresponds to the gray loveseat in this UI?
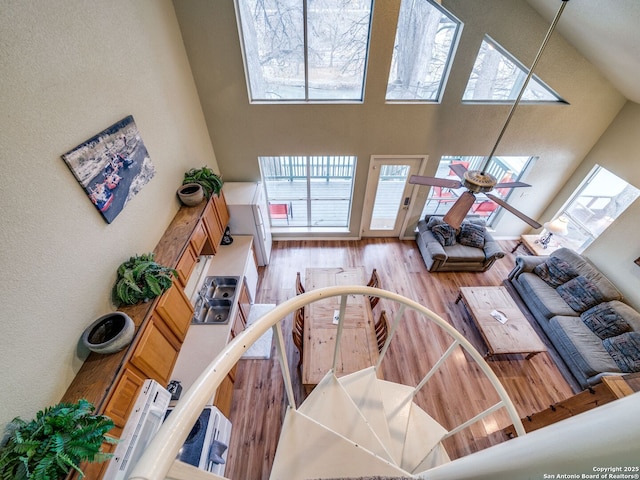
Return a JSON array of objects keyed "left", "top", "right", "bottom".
[
  {"left": 416, "top": 216, "right": 505, "bottom": 272},
  {"left": 509, "top": 247, "right": 640, "bottom": 388}
]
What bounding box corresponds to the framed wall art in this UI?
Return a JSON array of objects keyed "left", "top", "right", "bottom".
[{"left": 62, "top": 115, "right": 156, "bottom": 223}]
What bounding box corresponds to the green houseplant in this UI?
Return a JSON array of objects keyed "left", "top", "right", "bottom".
[
  {"left": 182, "top": 166, "right": 223, "bottom": 199},
  {"left": 112, "top": 252, "right": 177, "bottom": 306},
  {"left": 0, "top": 399, "right": 116, "bottom": 480}
]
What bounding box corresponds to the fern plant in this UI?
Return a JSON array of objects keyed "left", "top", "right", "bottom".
[
  {"left": 112, "top": 252, "right": 177, "bottom": 306},
  {"left": 0, "top": 399, "right": 116, "bottom": 480},
  {"left": 182, "top": 166, "right": 223, "bottom": 199}
]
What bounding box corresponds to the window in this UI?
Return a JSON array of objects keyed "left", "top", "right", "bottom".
[
  {"left": 553, "top": 165, "right": 639, "bottom": 253},
  {"left": 385, "top": 0, "right": 461, "bottom": 102},
  {"left": 235, "top": 0, "right": 374, "bottom": 102},
  {"left": 463, "top": 36, "right": 564, "bottom": 103},
  {"left": 420, "top": 155, "right": 535, "bottom": 226},
  {"left": 259, "top": 156, "right": 356, "bottom": 227}
]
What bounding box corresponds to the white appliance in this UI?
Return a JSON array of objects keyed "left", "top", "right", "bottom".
[
  {"left": 103, "top": 379, "right": 171, "bottom": 480},
  {"left": 224, "top": 182, "right": 272, "bottom": 266}
]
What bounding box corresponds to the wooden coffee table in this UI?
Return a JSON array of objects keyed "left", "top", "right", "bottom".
[{"left": 455, "top": 286, "right": 547, "bottom": 359}]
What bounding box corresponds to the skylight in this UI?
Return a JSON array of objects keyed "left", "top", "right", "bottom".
[
  {"left": 463, "top": 36, "right": 564, "bottom": 103},
  {"left": 235, "top": 0, "right": 374, "bottom": 102},
  {"left": 385, "top": 0, "right": 461, "bottom": 102}
]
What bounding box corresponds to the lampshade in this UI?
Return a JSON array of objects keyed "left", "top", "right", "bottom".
[{"left": 544, "top": 217, "right": 569, "bottom": 236}]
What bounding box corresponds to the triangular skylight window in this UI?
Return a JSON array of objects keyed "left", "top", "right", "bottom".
[
  {"left": 463, "top": 36, "right": 564, "bottom": 103},
  {"left": 386, "top": 0, "right": 462, "bottom": 102}
]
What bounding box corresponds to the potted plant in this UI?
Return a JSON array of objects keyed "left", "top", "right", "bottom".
[
  {"left": 112, "top": 253, "right": 177, "bottom": 306},
  {"left": 176, "top": 182, "right": 205, "bottom": 206},
  {"left": 0, "top": 399, "right": 116, "bottom": 480},
  {"left": 182, "top": 166, "right": 223, "bottom": 199}
]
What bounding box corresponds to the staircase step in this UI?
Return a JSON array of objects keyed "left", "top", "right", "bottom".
[
  {"left": 270, "top": 407, "right": 412, "bottom": 480},
  {"left": 299, "top": 371, "right": 393, "bottom": 462},
  {"left": 338, "top": 367, "right": 393, "bottom": 456},
  {"left": 400, "top": 403, "right": 448, "bottom": 472},
  {"left": 377, "top": 379, "right": 416, "bottom": 465},
  {"left": 413, "top": 442, "right": 451, "bottom": 474}
]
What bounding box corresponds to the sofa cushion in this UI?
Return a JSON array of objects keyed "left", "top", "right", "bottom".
[
  {"left": 431, "top": 223, "right": 457, "bottom": 247},
  {"left": 602, "top": 332, "right": 640, "bottom": 373},
  {"left": 549, "top": 316, "right": 621, "bottom": 378},
  {"left": 581, "top": 302, "right": 631, "bottom": 339},
  {"left": 516, "top": 272, "right": 579, "bottom": 319},
  {"left": 457, "top": 222, "right": 485, "bottom": 248},
  {"left": 556, "top": 276, "right": 606, "bottom": 312},
  {"left": 550, "top": 249, "right": 622, "bottom": 302},
  {"left": 443, "top": 243, "right": 486, "bottom": 262},
  {"left": 533, "top": 256, "right": 579, "bottom": 288}
]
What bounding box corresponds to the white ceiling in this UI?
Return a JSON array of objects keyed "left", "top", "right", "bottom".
[{"left": 525, "top": 0, "right": 640, "bottom": 103}]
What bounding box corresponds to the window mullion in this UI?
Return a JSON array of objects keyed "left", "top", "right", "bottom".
[{"left": 303, "top": 0, "right": 309, "bottom": 101}]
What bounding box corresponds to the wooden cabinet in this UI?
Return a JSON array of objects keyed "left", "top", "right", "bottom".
[
  {"left": 176, "top": 244, "right": 198, "bottom": 287},
  {"left": 103, "top": 366, "right": 147, "bottom": 432},
  {"left": 214, "top": 364, "right": 237, "bottom": 419},
  {"left": 155, "top": 282, "right": 193, "bottom": 343},
  {"left": 230, "top": 281, "right": 251, "bottom": 339},
  {"left": 129, "top": 315, "right": 181, "bottom": 386},
  {"left": 190, "top": 220, "right": 208, "bottom": 253},
  {"left": 202, "top": 193, "right": 229, "bottom": 255}
]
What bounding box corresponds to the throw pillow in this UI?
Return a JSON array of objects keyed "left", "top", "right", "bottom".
[
  {"left": 581, "top": 303, "right": 631, "bottom": 339},
  {"left": 533, "top": 256, "right": 579, "bottom": 288},
  {"left": 457, "top": 222, "right": 485, "bottom": 248},
  {"left": 556, "top": 275, "right": 606, "bottom": 312},
  {"left": 431, "top": 223, "right": 457, "bottom": 247},
  {"left": 426, "top": 216, "right": 444, "bottom": 229},
  {"left": 602, "top": 332, "right": 640, "bottom": 373}
]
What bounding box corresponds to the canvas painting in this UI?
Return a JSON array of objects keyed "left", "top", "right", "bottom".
[{"left": 62, "top": 115, "right": 156, "bottom": 223}]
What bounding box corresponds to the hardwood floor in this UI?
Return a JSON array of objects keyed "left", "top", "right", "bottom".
[{"left": 224, "top": 238, "right": 576, "bottom": 479}]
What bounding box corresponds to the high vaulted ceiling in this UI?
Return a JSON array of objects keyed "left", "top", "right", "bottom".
[{"left": 526, "top": 0, "right": 640, "bottom": 103}]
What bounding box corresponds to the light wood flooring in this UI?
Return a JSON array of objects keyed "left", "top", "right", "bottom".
[{"left": 225, "top": 238, "right": 577, "bottom": 479}]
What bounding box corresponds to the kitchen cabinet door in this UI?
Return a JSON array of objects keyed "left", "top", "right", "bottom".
[
  {"left": 203, "top": 199, "right": 223, "bottom": 254},
  {"left": 238, "top": 278, "right": 251, "bottom": 327},
  {"left": 189, "top": 220, "right": 208, "bottom": 254},
  {"left": 213, "top": 190, "right": 230, "bottom": 231},
  {"left": 129, "top": 315, "right": 180, "bottom": 386},
  {"left": 103, "top": 365, "right": 146, "bottom": 431},
  {"left": 214, "top": 364, "right": 237, "bottom": 418},
  {"left": 155, "top": 282, "right": 193, "bottom": 343},
  {"left": 175, "top": 245, "right": 197, "bottom": 287}
]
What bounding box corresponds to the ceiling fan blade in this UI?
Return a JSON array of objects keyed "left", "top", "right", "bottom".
[
  {"left": 449, "top": 162, "right": 468, "bottom": 180},
  {"left": 486, "top": 193, "right": 542, "bottom": 229},
  {"left": 493, "top": 181, "right": 531, "bottom": 188},
  {"left": 409, "top": 175, "right": 462, "bottom": 189},
  {"left": 443, "top": 191, "right": 476, "bottom": 229}
]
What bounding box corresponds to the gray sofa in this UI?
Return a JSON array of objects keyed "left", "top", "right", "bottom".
[
  {"left": 509, "top": 247, "right": 640, "bottom": 388},
  {"left": 416, "top": 216, "right": 505, "bottom": 272}
]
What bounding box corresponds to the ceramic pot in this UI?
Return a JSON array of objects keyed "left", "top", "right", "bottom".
[
  {"left": 177, "top": 183, "right": 205, "bottom": 206},
  {"left": 82, "top": 312, "right": 135, "bottom": 354}
]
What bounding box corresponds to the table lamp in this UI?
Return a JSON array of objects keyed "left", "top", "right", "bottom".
[{"left": 538, "top": 217, "right": 568, "bottom": 248}]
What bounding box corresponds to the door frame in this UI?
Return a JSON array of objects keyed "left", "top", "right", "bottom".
[{"left": 361, "top": 155, "right": 427, "bottom": 238}]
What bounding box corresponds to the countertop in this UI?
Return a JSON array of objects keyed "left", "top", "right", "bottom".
[{"left": 170, "top": 235, "right": 254, "bottom": 399}]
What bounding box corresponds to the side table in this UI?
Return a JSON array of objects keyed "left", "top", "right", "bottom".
[{"left": 511, "top": 234, "right": 561, "bottom": 256}]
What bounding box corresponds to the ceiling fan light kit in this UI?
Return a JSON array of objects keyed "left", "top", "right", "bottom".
[{"left": 411, "top": 0, "right": 570, "bottom": 230}]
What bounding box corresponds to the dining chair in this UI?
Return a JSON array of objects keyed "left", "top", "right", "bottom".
[
  {"left": 292, "top": 307, "right": 304, "bottom": 368},
  {"left": 375, "top": 310, "right": 389, "bottom": 352},
  {"left": 296, "top": 271, "right": 305, "bottom": 295},
  {"left": 269, "top": 202, "right": 292, "bottom": 224},
  {"left": 367, "top": 268, "right": 381, "bottom": 310}
]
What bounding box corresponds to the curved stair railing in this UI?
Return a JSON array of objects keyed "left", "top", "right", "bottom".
[{"left": 130, "top": 286, "right": 525, "bottom": 480}]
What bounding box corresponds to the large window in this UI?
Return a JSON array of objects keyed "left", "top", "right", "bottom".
[
  {"left": 420, "top": 155, "right": 535, "bottom": 227},
  {"left": 553, "top": 166, "right": 639, "bottom": 252},
  {"left": 385, "top": 0, "right": 461, "bottom": 102},
  {"left": 463, "top": 36, "right": 564, "bottom": 103},
  {"left": 259, "top": 156, "right": 356, "bottom": 227},
  {"left": 235, "top": 0, "right": 374, "bottom": 102}
]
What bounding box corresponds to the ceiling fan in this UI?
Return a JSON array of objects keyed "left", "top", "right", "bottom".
[{"left": 410, "top": 0, "right": 570, "bottom": 230}]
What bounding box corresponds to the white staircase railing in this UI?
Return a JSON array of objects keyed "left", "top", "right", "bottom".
[{"left": 129, "top": 286, "right": 525, "bottom": 480}]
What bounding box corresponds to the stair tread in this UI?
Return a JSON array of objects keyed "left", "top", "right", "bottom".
[
  {"left": 377, "top": 380, "right": 415, "bottom": 464},
  {"left": 401, "top": 403, "right": 449, "bottom": 472},
  {"left": 413, "top": 442, "right": 451, "bottom": 474},
  {"left": 270, "top": 408, "right": 411, "bottom": 480},
  {"left": 339, "top": 367, "right": 394, "bottom": 455},
  {"left": 299, "top": 371, "right": 393, "bottom": 462}
]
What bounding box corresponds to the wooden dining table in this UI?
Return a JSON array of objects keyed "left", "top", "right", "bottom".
[{"left": 302, "top": 267, "right": 381, "bottom": 393}]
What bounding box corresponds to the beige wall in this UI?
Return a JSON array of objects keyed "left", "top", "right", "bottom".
[
  {"left": 540, "top": 101, "right": 640, "bottom": 309},
  {"left": 172, "top": 0, "right": 626, "bottom": 238},
  {"left": 0, "top": 0, "right": 217, "bottom": 430}
]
